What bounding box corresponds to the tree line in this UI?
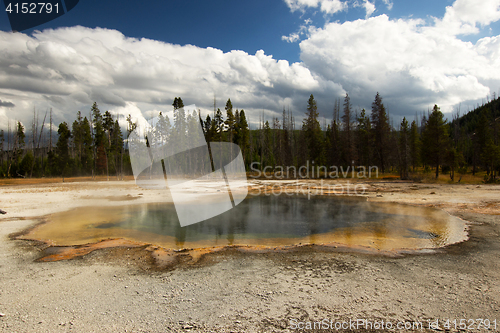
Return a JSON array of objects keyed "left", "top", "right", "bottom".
[
  {"left": 0, "top": 103, "right": 125, "bottom": 180},
  {"left": 250, "top": 93, "right": 499, "bottom": 182},
  {"left": 1, "top": 93, "right": 499, "bottom": 182}
]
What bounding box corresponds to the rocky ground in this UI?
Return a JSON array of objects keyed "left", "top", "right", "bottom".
[{"left": 0, "top": 179, "right": 499, "bottom": 332}]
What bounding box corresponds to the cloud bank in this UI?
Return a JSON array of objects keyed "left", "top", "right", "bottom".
[
  {"left": 0, "top": 0, "right": 499, "bottom": 132},
  {"left": 0, "top": 27, "right": 343, "bottom": 130},
  {"left": 300, "top": 4, "right": 500, "bottom": 116}
]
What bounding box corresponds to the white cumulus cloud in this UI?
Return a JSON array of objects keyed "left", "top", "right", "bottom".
[
  {"left": 0, "top": 26, "right": 344, "bottom": 130},
  {"left": 434, "top": 0, "right": 500, "bottom": 35},
  {"left": 282, "top": 32, "right": 301, "bottom": 43},
  {"left": 299, "top": 0, "right": 500, "bottom": 115},
  {"left": 354, "top": 0, "right": 376, "bottom": 18},
  {"left": 283, "top": 0, "right": 347, "bottom": 14}
]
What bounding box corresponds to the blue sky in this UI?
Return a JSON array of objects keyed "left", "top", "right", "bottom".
[
  {"left": 1, "top": 0, "right": 500, "bottom": 129},
  {"left": 1, "top": 0, "right": 467, "bottom": 63}
]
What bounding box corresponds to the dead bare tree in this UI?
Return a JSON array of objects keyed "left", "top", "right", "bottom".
[
  {"left": 49, "top": 108, "right": 53, "bottom": 152},
  {"left": 30, "top": 110, "right": 47, "bottom": 177}
]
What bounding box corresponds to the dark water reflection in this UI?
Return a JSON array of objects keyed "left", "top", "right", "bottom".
[
  {"left": 30, "top": 195, "right": 467, "bottom": 251},
  {"left": 110, "top": 197, "right": 397, "bottom": 241}
]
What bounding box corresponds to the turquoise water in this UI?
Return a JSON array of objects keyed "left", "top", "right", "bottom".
[{"left": 31, "top": 195, "right": 467, "bottom": 251}]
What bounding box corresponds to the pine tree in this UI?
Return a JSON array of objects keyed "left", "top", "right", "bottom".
[
  {"left": 482, "top": 140, "right": 500, "bottom": 181},
  {"left": 213, "top": 108, "right": 224, "bottom": 141},
  {"left": 224, "top": 99, "right": 236, "bottom": 143},
  {"left": 173, "top": 97, "right": 186, "bottom": 128},
  {"left": 399, "top": 117, "right": 410, "bottom": 179},
  {"left": 72, "top": 111, "right": 83, "bottom": 165},
  {"left": 111, "top": 120, "right": 124, "bottom": 177},
  {"left": 409, "top": 120, "right": 420, "bottom": 171},
  {"left": 421, "top": 105, "right": 449, "bottom": 178},
  {"left": 302, "top": 94, "right": 323, "bottom": 165},
  {"left": 172, "top": 97, "right": 184, "bottom": 110},
  {"left": 475, "top": 110, "right": 493, "bottom": 172},
  {"left": 15, "top": 121, "right": 25, "bottom": 162},
  {"left": 263, "top": 120, "right": 274, "bottom": 168},
  {"left": 203, "top": 114, "right": 214, "bottom": 142},
  {"left": 103, "top": 111, "right": 114, "bottom": 135},
  {"left": 356, "top": 109, "right": 372, "bottom": 167},
  {"left": 158, "top": 112, "right": 172, "bottom": 145},
  {"left": 186, "top": 110, "right": 204, "bottom": 173},
  {"left": 371, "top": 92, "right": 390, "bottom": 173},
  {"left": 81, "top": 117, "right": 93, "bottom": 174},
  {"left": 103, "top": 111, "right": 114, "bottom": 177},
  {"left": 445, "top": 147, "right": 464, "bottom": 181},
  {"left": 341, "top": 93, "right": 354, "bottom": 165},
  {"left": 234, "top": 110, "right": 240, "bottom": 144},
  {"left": 234, "top": 109, "right": 240, "bottom": 134},
  {"left": 56, "top": 122, "right": 71, "bottom": 179},
  {"left": 237, "top": 110, "right": 250, "bottom": 164},
  {"left": 172, "top": 97, "right": 187, "bottom": 160},
  {"left": 281, "top": 107, "right": 293, "bottom": 167},
  {"left": 224, "top": 99, "right": 236, "bottom": 162},
  {"left": 476, "top": 109, "right": 500, "bottom": 181},
  {"left": 91, "top": 103, "right": 105, "bottom": 147},
  {"left": 91, "top": 102, "right": 106, "bottom": 175},
  {"left": 328, "top": 99, "right": 341, "bottom": 167},
  {"left": 272, "top": 116, "right": 281, "bottom": 166}
]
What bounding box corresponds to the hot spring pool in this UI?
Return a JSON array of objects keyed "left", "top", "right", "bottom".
[{"left": 27, "top": 195, "right": 468, "bottom": 252}]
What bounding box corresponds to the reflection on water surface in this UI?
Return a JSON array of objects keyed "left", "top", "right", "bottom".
[{"left": 27, "top": 195, "right": 467, "bottom": 251}]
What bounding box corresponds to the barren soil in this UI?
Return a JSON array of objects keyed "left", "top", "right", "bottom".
[{"left": 0, "top": 179, "right": 499, "bottom": 332}]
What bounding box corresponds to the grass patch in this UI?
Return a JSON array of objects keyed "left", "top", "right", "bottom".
[{"left": 0, "top": 175, "right": 135, "bottom": 186}]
